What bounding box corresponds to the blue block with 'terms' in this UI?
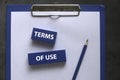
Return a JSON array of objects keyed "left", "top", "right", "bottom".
[{"left": 31, "top": 28, "right": 57, "bottom": 44}]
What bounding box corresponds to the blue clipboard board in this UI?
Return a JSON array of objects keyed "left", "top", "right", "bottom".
[{"left": 6, "top": 4, "right": 105, "bottom": 80}]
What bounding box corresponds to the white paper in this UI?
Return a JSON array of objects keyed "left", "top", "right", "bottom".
[{"left": 11, "top": 11, "right": 100, "bottom": 80}]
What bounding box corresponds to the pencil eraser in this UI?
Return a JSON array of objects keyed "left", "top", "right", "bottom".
[
  {"left": 31, "top": 28, "right": 57, "bottom": 44},
  {"left": 28, "top": 50, "right": 66, "bottom": 65}
]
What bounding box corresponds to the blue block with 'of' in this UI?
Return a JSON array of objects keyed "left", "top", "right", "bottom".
[{"left": 28, "top": 50, "right": 66, "bottom": 65}]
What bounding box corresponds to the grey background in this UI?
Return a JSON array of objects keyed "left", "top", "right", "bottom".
[{"left": 0, "top": 0, "right": 120, "bottom": 80}]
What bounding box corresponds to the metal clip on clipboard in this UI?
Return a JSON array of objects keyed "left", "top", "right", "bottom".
[{"left": 31, "top": 4, "right": 80, "bottom": 19}]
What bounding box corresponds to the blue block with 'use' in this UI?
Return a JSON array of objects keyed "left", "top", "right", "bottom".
[
  {"left": 31, "top": 28, "right": 57, "bottom": 44},
  {"left": 28, "top": 50, "right": 66, "bottom": 65}
]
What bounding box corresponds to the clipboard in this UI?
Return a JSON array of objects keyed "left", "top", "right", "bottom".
[{"left": 6, "top": 4, "right": 105, "bottom": 80}]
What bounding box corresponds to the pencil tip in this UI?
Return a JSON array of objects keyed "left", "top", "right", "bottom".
[
  {"left": 86, "top": 39, "right": 88, "bottom": 42},
  {"left": 85, "top": 39, "right": 88, "bottom": 45}
]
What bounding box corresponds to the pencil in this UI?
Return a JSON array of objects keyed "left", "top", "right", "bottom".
[{"left": 72, "top": 40, "right": 88, "bottom": 80}]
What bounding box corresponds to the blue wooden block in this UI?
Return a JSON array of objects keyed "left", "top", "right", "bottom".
[
  {"left": 28, "top": 50, "right": 66, "bottom": 65},
  {"left": 31, "top": 28, "right": 57, "bottom": 44}
]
